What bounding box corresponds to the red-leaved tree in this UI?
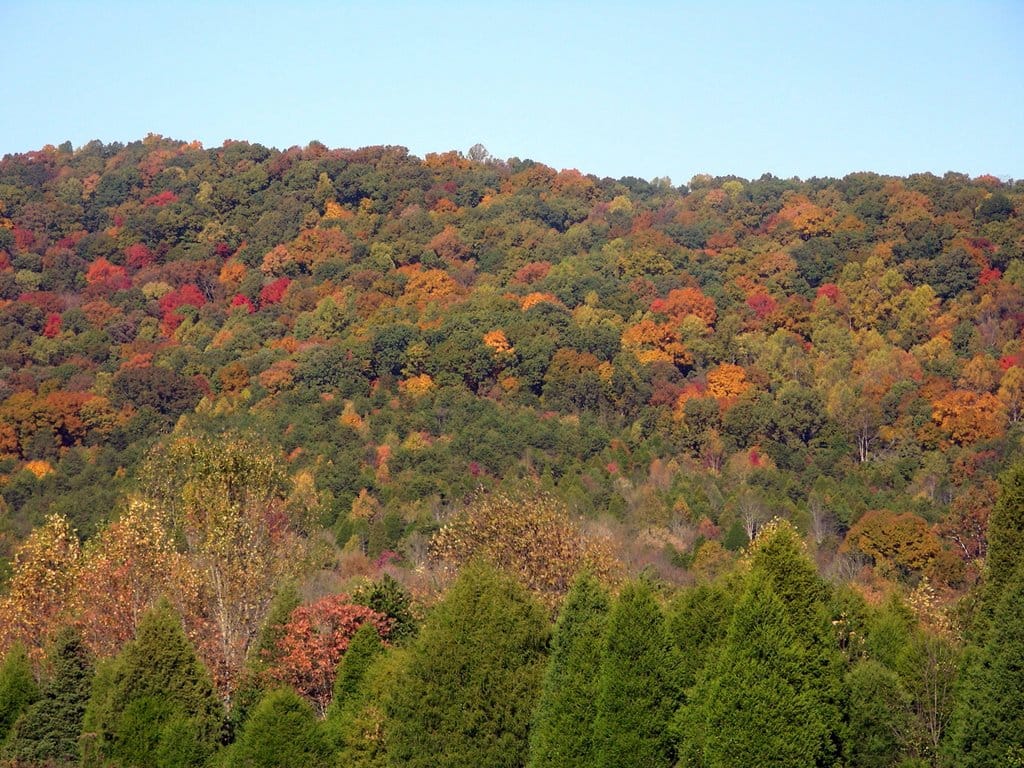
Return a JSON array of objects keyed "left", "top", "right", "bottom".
[{"left": 269, "top": 595, "right": 391, "bottom": 715}]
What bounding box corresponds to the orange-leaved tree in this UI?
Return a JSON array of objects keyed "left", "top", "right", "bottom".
[{"left": 267, "top": 595, "right": 391, "bottom": 716}]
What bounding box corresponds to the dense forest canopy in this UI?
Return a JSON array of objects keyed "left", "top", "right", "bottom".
[{"left": 0, "top": 136, "right": 1022, "bottom": 766}]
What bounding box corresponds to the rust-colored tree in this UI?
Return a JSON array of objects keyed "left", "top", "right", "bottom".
[
  {"left": 72, "top": 500, "right": 201, "bottom": 660},
  {"left": 841, "top": 510, "right": 941, "bottom": 579},
  {"left": 931, "top": 390, "right": 1005, "bottom": 446},
  {"left": 268, "top": 595, "right": 391, "bottom": 716}
]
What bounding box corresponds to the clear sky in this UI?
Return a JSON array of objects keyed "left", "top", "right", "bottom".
[{"left": 1, "top": 1, "right": 1021, "bottom": 183}]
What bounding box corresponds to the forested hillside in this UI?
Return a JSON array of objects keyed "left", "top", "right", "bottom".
[{"left": 0, "top": 136, "right": 1022, "bottom": 766}]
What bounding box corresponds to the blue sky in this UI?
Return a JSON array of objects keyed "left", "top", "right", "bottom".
[{"left": 1, "top": 1, "right": 1021, "bottom": 183}]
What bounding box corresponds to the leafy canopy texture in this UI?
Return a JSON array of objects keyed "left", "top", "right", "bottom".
[
  {"left": 527, "top": 572, "right": 610, "bottom": 768},
  {"left": 431, "top": 491, "right": 619, "bottom": 610},
  {"left": 386, "top": 562, "right": 549, "bottom": 768}
]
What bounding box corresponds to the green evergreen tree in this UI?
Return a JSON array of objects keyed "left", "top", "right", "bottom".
[
  {"left": 80, "top": 600, "right": 224, "bottom": 768},
  {"left": 667, "top": 581, "right": 733, "bottom": 695},
  {"left": 747, "top": 519, "right": 829, "bottom": 633},
  {"left": 353, "top": 573, "right": 418, "bottom": 643},
  {"left": 692, "top": 573, "right": 831, "bottom": 768},
  {"left": 385, "top": 562, "right": 549, "bottom": 768},
  {"left": 329, "top": 621, "right": 384, "bottom": 714},
  {"left": 0, "top": 644, "right": 38, "bottom": 744},
  {"left": 527, "top": 572, "right": 609, "bottom": 768},
  {"left": 593, "top": 579, "right": 676, "bottom": 768},
  {"left": 224, "top": 687, "right": 329, "bottom": 768},
  {"left": 845, "top": 659, "right": 911, "bottom": 768},
  {"left": 1, "top": 628, "right": 91, "bottom": 766},
  {"left": 746, "top": 520, "right": 844, "bottom": 762},
  {"left": 946, "top": 564, "right": 1024, "bottom": 767},
  {"left": 978, "top": 460, "right": 1024, "bottom": 633},
  {"left": 329, "top": 647, "right": 407, "bottom": 768}
]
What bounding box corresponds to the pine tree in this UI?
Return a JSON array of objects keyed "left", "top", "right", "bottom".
[
  {"left": 386, "top": 562, "right": 549, "bottom": 768},
  {"left": 527, "top": 572, "right": 609, "bottom": 768},
  {"left": 844, "top": 659, "right": 911, "bottom": 768},
  {"left": 353, "top": 573, "right": 418, "bottom": 643},
  {"left": 746, "top": 519, "right": 844, "bottom": 762},
  {"left": 80, "top": 600, "right": 223, "bottom": 768},
  {"left": 329, "top": 621, "right": 383, "bottom": 713},
  {"left": 224, "top": 687, "right": 329, "bottom": 768},
  {"left": 946, "top": 564, "right": 1024, "bottom": 767},
  {"left": 229, "top": 583, "right": 301, "bottom": 736},
  {"left": 329, "top": 647, "right": 407, "bottom": 768},
  {"left": 695, "top": 573, "right": 831, "bottom": 768},
  {"left": 978, "top": 460, "right": 1024, "bottom": 634},
  {"left": 0, "top": 644, "right": 38, "bottom": 743},
  {"left": 1, "top": 627, "right": 93, "bottom": 767},
  {"left": 667, "top": 581, "right": 733, "bottom": 695},
  {"left": 592, "top": 579, "right": 676, "bottom": 768}
]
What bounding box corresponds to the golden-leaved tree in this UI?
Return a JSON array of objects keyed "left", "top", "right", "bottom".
[
  {"left": 430, "top": 491, "right": 619, "bottom": 611},
  {"left": 138, "top": 434, "right": 318, "bottom": 699}
]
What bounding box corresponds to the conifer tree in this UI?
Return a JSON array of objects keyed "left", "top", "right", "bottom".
[
  {"left": 224, "top": 687, "right": 329, "bottom": 768},
  {"left": 747, "top": 520, "right": 844, "bottom": 761},
  {"left": 1, "top": 628, "right": 91, "bottom": 766},
  {"left": 353, "top": 573, "right": 418, "bottom": 643},
  {"left": 329, "top": 621, "right": 383, "bottom": 713},
  {"left": 667, "top": 581, "right": 733, "bottom": 694},
  {"left": 946, "top": 564, "right": 1024, "bottom": 767},
  {"left": 694, "top": 573, "right": 830, "bottom": 768},
  {"left": 229, "top": 583, "right": 301, "bottom": 736},
  {"left": 386, "top": 562, "right": 549, "bottom": 768},
  {"left": 978, "top": 460, "right": 1024, "bottom": 634},
  {"left": 328, "top": 647, "right": 407, "bottom": 768},
  {"left": 0, "top": 644, "right": 38, "bottom": 743},
  {"left": 592, "top": 579, "right": 676, "bottom": 768},
  {"left": 844, "top": 659, "right": 911, "bottom": 768},
  {"left": 677, "top": 524, "right": 845, "bottom": 767},
  {"left": 527, "top": 572, "right": 609, "bottom": 768},
  {"left": 80, "top": 600, "right": 223, "bottom": 768}
]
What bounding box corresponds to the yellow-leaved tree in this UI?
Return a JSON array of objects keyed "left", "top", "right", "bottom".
[
  {"left": 138, "top": 433, "right": 318, "bottom": 699},
  {"left": 430, "top": 491, "right": 619, "bottom": 611}
]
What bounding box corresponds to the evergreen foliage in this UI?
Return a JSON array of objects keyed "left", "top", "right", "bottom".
[
  {"left": 946, "top": 565, "right": 1024, "bottom": 767},
  {"left": 80, "top": 600, "right": 223, "bottom": 768},
  {"left": 845, "top": 659, "right": 911, "bottom": 768},
  {"left": 352, "top": 574, "right": 418, "bottom": 643},
  {"left": 385, "top": 562, "right": 549, "bottom": 768},
  {"left": 980, "top": 460, "right": 1024, "bottom": 629},
  {"left": 685, "top": 573, "right": 832, "bottom": 768},
  {"left": 224, "top": 687, "right": 329, "bottom": 768},
  {"left": 0, "top": 628, "right": 91, "bottom": 766},
  {"left": 329, "top": 621, "right": 384, "bottom": 713},
  {"left": 228, "top": 583, "right": 302, "bottom": 736},
  {"left": 592, "top": 579, "right": 676, "bottom": 768},
  {"left": 0, "top": 644, "right": 38, "bottom": 744},
  {"left": 527, "top": 572, "right": 610, "bottom": 768},
  {"left": 667, "top": 581, "right": 733, "bottom": 694},
  {"left": 327, "top": 647, "right": 407, "bottom": 768}
]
